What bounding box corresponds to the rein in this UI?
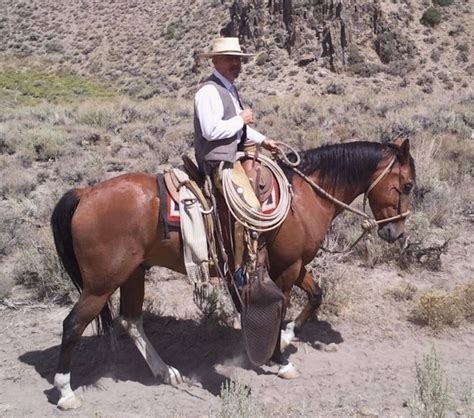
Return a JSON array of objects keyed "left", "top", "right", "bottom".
[{"left": 276, "top": 145, "right": 410, "bottom": 253}]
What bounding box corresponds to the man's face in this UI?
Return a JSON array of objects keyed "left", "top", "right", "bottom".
[{"left": 213, "top": 55, "right": 242, "bottom": 82}]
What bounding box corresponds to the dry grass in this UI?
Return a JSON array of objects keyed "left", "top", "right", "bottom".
[
  {"left": 410, "top": 279, "right": 474, "bottom": 330},
  {"left": 386, "top": 280, "right": 418, "bottom": 302},
  {"left": 13, "top": 228, "right": 73, "bottom": 303},
  {"left": 293, "top": 258, "right": 354, "bottom": 319}
]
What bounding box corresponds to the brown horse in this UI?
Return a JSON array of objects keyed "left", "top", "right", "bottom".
[{"left": 50, "top": 137, "right": 415, "bottom": 409}]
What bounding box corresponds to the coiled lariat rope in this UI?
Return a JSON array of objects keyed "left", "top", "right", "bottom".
[
  {"left": 273, "top": 142, "right": 410, "bottom": 253},
  {"left": 221, "top": 151, "right": 293, "bottom": 232}
]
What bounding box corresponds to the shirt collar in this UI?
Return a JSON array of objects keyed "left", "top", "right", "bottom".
[{"left": 213, "top": 70, "right": 233, "bottom": 90}]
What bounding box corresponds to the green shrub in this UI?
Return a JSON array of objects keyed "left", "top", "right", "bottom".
[
  {"left": 421, "top": 7, "right": 442, "bottom": 27},
  {"left": 433, "top": 0, "right": 453, "bottom": 7}
]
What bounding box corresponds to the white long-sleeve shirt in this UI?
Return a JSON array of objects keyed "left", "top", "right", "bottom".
[{"left": 194, "top": 70, "right": 266, "bottom": 145}]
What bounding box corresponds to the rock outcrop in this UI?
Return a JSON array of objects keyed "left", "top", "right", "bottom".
[{"left": 221, "top": 0, "right": 414, "bottom": 74}]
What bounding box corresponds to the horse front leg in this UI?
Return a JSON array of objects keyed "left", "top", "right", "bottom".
[
  {"left": 294, "top": 268, "right": 322, "bottom": 334},
  {"left": 281, "top": 268, "right": 322, "bottom": 351},
  {"left": 270, "top": 298, "right": 300, "bottom": 380},
  {"left": 268, "top": 267, "right": 300, "bottom": 380}
]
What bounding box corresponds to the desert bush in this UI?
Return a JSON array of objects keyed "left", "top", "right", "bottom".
[
  {"left": 452, "top": 279, "right": 474, "bottom": 322},
  {"left": 412, "top": 292, "right": 460, "bottom": 329},
  {"left": 0, "top": 160, "right": 36, "bottom": 197},
  {"left": 0, "top": 123, "right": 16, "bottom": 154},
  {"left": 409, "top": 346, "right": 450, "bottom": 418},
  {"left": 0, "top": 197, "right": 27, "bottom": 255},
  {"left": 325, "top": 82, "right": 345, "bottom": 95},
  {"left": 386, "top": 280, "right": 418, "bottom": 301},
  {"left": 73, "top": 100, "right": 120, "bottom": 128},
  {"left": 462, "top": 382, "right": 473, "bottom": 417},
  {"left": 217, "top": 377, "right": 263, "bottom": 418},
  {"left": 0, "top": 275, "right": 14, "bottom": 300},
  {"left": 307, "top": 260, "right": 352, "bottom": 318},
  {"left": 421, "top": 7, "right": 442, "bottom": 27},
  {"left": 410, "top": 280, "right": 474, "bottom": 329},
  {"left": 433, "top": 0, "right": 453, "bottom": 6},
  {"left": 54, "top": 152, "right": 107, "bottom": 185},
  {"left": 375, "top": 31, "right": 416, "bottom": 64},
  {"left": 13, "top": 229, "right": 74, "bottom": 302},
  {"left": 386, "top": 59, "right": 417, "bottom": 77},
  {"left": 430, "top": 48, "right": 442, "bottom": 62},
  {"left": 14, "top": 125, "right": 76, "bottom": 163},
  {"left": 193, "top": 283, "right": 234, "bottom": 325}
]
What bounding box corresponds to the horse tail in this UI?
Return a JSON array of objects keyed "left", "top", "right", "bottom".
[{"left": 51, "top": 189, "right": 114, "bottom": 337}]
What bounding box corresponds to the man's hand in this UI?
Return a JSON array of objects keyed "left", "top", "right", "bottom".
[
  {"left": 239, "top": 108, "right": 254, "bottom": 125},
  {"left": 262, "top": 137, "right": 278, "bottom": 152}
]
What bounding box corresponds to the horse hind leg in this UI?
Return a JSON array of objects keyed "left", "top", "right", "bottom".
[
  {"left": 118, "top": 266, "right": 184, "bottom": 386},
  {"left": 54, "top": 292, "right": 112, "bottom": 410}
]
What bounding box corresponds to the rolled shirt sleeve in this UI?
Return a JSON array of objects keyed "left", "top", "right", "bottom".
[{"left": 246, "top": 126, "right": 265, "bottom": 144}]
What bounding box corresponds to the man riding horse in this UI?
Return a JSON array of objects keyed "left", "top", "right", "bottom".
[{"left": 194, "top": 37, "right": 279, "bottom": 284}]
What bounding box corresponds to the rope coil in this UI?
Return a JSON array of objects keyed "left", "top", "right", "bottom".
[{"left": 221, "top": 152, "right": 292, "bottom": 232}]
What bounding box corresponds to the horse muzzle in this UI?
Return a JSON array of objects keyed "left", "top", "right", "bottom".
[{"left": 378, "top": 222, "right": 405, "bottom": 243}]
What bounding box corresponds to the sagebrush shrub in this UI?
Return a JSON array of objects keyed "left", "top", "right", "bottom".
[
  {"left": 421, "top": 7, "right": 442, "bottom": 27},
  {"left": 218, "top": 378, "right": 263, "bottom": 418},
  {"left": 13, "top": 230, "right": 74, "bottom": 302},
  {"left": 410, "top": 346, "right": 450, "bottom": 418}
]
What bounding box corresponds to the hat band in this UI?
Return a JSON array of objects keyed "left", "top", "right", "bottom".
[{"left": 212, "top": 49, "right": 244, "bottom": 54}]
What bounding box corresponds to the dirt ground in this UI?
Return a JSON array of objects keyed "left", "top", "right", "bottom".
[{"left": 0, "top": 233, "right": 473, "bottom": 417}]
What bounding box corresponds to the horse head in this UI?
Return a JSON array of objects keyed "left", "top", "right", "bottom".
[{"left": 366, "top": 136, "right": 416, "bottom": 243}]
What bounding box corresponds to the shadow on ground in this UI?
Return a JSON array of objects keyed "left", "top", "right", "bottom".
[
  {"left": 297, "top": 319, "right": 344, "bottom": 349},
  {"left": 19, "top": 313, "right": 343, "bottom": 404}
]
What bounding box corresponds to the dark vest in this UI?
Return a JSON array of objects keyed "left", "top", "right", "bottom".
[{"left": 194, "top": 74, "right": 247, "bottom": 164}]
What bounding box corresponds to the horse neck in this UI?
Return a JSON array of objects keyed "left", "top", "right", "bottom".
[{"left": 308, "top": 172, "right": 369, "bottom": 218}]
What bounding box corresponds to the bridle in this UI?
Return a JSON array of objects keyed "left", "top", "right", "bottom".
[{"left": 362, "top": 155, "right": 411, "bottom": 223}]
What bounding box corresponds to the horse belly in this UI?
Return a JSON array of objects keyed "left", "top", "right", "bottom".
[{"left": 144, "top": 229, "right": 187, "bottom": 274}]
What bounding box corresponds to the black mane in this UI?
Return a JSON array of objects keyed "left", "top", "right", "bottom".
[{"left": 282, "top": 141, "right": 397, "bottom": 191}]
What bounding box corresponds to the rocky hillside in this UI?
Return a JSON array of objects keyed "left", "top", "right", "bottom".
[{"left": 2, "top": 0, "right": 472, "bottom": 98}]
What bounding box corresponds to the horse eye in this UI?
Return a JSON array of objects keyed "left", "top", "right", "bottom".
[{"left": 403, "top": 183, "right": 413, "bottom": 194}]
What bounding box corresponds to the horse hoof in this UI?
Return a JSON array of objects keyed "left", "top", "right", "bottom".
[
  {"left": 165, "top": 366, "right": 185, "bottom": 386},
  {"left": 277, "top": 362, "right": 299, "bottom": 380},
  {"left": 57, "top": 393, "right": 82, "bottom": 410}
]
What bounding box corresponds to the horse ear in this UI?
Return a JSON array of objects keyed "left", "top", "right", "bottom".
[{"left": 393, "top": 135, "right": 410, "bottom": 164}]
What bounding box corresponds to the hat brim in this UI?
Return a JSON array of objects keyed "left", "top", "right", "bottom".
[{"left": 200, "top": 51, "right": 256, "bottom": 58}]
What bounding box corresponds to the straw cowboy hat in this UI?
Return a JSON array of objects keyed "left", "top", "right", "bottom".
[{"left": 200, "top": 37, "right": 255, "bottom": 58}]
